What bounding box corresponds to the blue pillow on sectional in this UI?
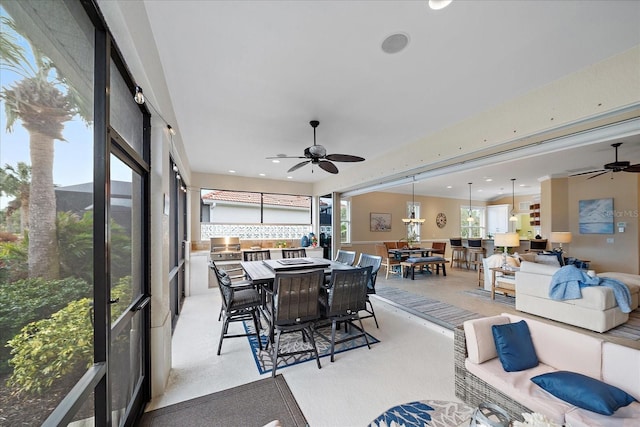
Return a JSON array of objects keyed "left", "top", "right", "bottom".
[
  {"left": 492, "top": 320, "right": 539, "bottom": 372},
  {"left": 531, "top": 371, "right": 636, "bottom": 415}
]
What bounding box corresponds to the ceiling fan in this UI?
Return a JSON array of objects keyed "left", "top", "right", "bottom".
[
  {"left": 571, "top": 142, "right": 640, "bottom": 179},
  {"left": 267, "top": 120, "right": 365, "bottom": 174}
]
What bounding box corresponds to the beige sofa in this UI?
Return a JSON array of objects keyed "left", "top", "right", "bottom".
[
  {"left": 455, "top": 313, "right": 640, "bottom": 425},
  {"left": 515, "top": 261, "right": 639, "bottom": 332}
]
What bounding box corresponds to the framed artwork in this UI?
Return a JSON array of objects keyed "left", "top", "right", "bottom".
[
  {"left": 370, "top": 212, "right": 392, "bottom": 231},
  {"left": 579, "top": 198, "right": 614, "bottom": 234}
]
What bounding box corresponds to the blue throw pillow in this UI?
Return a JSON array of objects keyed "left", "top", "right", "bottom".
[
  {"left": 492, "top": 320, "right": 539, "bottom": 372},
  {"left": 531, "top": 371, "right": 636, "bottom": 415}
]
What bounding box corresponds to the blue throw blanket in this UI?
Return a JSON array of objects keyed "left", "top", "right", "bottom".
[{"left": 549, "top": 265, "right": 632, "bottom": 313}]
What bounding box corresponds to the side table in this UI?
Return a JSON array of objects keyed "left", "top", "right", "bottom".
[{"left": 490, "top": 267, "right": 517, "bottom": 300}]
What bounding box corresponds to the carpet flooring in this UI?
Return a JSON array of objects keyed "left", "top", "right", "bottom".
[
  {"left": 374, "top": 285, "right": 482, "bottom": 329},
  {"left": 138, "top": 375, "right": 307, "bottom": 426},
  {"left": 243, "top": 320, "right": 379, "bottom": 374}
]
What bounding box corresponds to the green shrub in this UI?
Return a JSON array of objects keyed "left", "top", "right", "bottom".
[
  {"left": 0, "top": 277, "right": 90, "bottom": 373},
  {"left": 7, "top": 298, "right": 94, "bottom": 395},
  {"left": 5, "top": 276, "right": 132, "bottom": 395},
  {"left": 0, "top": 238, "right": 27, "bottom": 283}
]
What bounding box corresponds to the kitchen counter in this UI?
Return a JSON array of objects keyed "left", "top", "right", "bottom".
[{"left": 242, "top": 247, "right": 324, "bottom": 259}]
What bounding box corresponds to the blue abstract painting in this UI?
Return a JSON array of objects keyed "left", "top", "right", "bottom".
[{"left": 579, "top": 198, "right": 614, "bottom": 234}]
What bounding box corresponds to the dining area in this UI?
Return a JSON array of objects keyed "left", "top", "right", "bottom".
[
  {"left": 211, "top": 249, "right": 383, "bottom": 377},
  {"left": 377, "top": 241, "right": 449, "bottom": 280}
]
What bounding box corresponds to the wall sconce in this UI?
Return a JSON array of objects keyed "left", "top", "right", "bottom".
[{"left": 167, "top": 124, "right": 176, "bottom": 136}]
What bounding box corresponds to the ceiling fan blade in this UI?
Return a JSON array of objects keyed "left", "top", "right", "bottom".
[
  {"left": 624, "top": 164, "right": 640, "bottom": 173},
  {"left": 569, "top": 169, "right": 604, "bottom": 177},
  {"left": 318, "top": 160, "right": 339, "bottom": 174},
  {"left": 325, "top": 153, "right": 365, "bottom": 162},
  {"left": 288, "top": 160, "right": 311, "bottom": 173},
  {"left": 266, "top": 155, "right": 306, "bottom": 159},
  {"left": 587, "top": 170, "right": 609, "bottom": 180}
]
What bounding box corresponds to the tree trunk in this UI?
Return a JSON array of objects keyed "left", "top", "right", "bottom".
[
  {"left": 20, "top": 194, "right": 29, "bottom": 233},
  {"left": 28, "top": 131, "right": 59, "bottom": 279}
]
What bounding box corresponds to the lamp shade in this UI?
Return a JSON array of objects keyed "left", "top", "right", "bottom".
[
  {"left": 494, "top": 232, "right": 520, "bottom": 248},
  {"left": 550, "top": 232, "right": 572, "bottom": 244}
]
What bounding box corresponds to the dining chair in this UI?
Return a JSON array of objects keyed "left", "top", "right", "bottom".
[
  {"left": 210, "top": 260, "right": 258, "bottom": 321},
  {"left": 431, "top": 241, "right": 447, "bottom": 255},
  {"left": 215, "top": 265, "right": 263, "bottom": 356},
  {"left": 318, "top": 266, "right": 373, "bottom": 362},
  {"left": 243, "top": 249, "right": 271, "bottom": 261},
  {"left": 267, "top": 269, "right": 325, "bottom": 378},
  {"left": 281, "top": 248, "right": 307, "bottom": 258},
  {"left": 374, "top": 243, "right": 401, "bottom": 279},
  {"left": 334, "top": 249, "right": 356, "bottom": 266},
  {"left": 355, "top": 253, "right": 382, "bottom": 328}
]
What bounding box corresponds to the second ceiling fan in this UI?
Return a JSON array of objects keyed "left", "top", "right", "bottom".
[{"left": 268, "top": 120, "right": 365, "bottom": 174}]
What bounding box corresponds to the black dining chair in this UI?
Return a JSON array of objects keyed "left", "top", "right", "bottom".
[
  {"left": 214, "top": 264, "right": 263, "bottom": 356},
  {"left": 334, "top": 249, "right": 356, "bottom": 266},
  {"left": 281, "top": 248, "right": 307, "bottom": 258},
  {"left": 243, "top": 249, "right": 271, "bottom": 261},
  {"left": 266, "top": 269, "right": 324, "bottom": 378},
  {"left": 318, "top": 266, "right": 373, "bottom": 362},
  {"left": 355, "top": 253, "right": 382, "bottom": 328}
]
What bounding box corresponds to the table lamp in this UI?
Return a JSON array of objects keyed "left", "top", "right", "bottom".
[
  {"left": 550, "top": 231, "right": 572, "bottom": 253},
  {"left": 494, "top": 232, "right": 520, "bottom": 269}
]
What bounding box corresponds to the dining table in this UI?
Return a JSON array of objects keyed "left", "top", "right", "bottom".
[{"left": 241, "top": 257, "right": 357, "bottom": 342}]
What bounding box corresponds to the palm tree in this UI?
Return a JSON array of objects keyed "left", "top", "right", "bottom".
[
  {"left": 1, "top": 17, "right": 89, "bottom": 279},
  {"left": 0, "top": 162, "right": 31, "bottom": 233}
]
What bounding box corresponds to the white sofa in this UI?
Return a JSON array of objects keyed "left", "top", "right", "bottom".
[
  {"left": 455, "top": 312, "right": 640, "bottom": 425},
  {"left": 515, "top": 261, "right": 639, "bottom": 332}
]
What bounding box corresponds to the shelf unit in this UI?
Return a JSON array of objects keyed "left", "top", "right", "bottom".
[{"left": 529, "top": 203, "right": 541, "bottom": 226}]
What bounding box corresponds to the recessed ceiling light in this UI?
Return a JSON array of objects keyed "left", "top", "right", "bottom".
[
  {"left": 446, "top": 185, "right": 452, "bottom": 189},
  {"left": 477, "top": 189, "right": 483, "bottom": 192},
  {"left": 287, "top": 176, "right": 293, "bottom": 179},
  {"left": 381, "top": 33, "right": 409, "bottom": 54},
  {"left": 259, "top": 173, "right": 266, "bottom": 177},
  {"left": 485, "top": 178, "right": 493, "bottom": 182},
  {"left": 519, "top": 184, "right": 526, "bottom": 187},
  {"left": 272, "top": 159, "right": 280, "bottom": 163},
  {"left": 429, "top": 0, "right": 453, "bottom": 10},
  {"left": 228, "top": 170, "right": 236, "bottom": 173}
]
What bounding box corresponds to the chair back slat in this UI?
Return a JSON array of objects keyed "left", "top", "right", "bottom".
[
  {"left": 467, "top": 238, "right": 483, "bottom": 248},
  {"left": 374, "top": 243, "right": 389, "bottom": 259},
  {"left": 450, "top": 238, "right": 463, "bottom": 247},
  {"left": 432, "top": 241, "right": 447, "bottom": 252},
  {"left": 356, "top": 253, "right": 382, "bottom": 292}
]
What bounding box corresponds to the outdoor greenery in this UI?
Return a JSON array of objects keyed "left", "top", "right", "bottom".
[{"left": 6, "top": 277, "right": 131, "bottom": 395}]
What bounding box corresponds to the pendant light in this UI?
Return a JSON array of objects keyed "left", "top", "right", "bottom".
[
  {"left": 509, "top": 178, "right": 518, "bottom": 222},
  {"left": 466, "top": 182, "right": 474, "bottom": 223},
  {"left": 402, "top": 180, "right": 425, "bottom": 223}
]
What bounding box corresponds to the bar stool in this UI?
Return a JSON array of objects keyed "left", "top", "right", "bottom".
[
  {"left": 467, "top": 238, "right": 485, "bottom": 272},
  {"left": 450, "top": 238, "right": 468, "bottom": 269}
]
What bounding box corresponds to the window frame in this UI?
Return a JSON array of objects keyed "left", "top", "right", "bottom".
[{"left": 460, "top": 205, "right": 486, "bottom": 238}]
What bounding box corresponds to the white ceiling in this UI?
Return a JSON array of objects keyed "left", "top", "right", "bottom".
[{"left": 99, "top": 0, "right": 640, "bottom": 200}]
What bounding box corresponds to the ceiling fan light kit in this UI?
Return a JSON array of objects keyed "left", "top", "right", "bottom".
[{"left": 267, "top": 120, "right": 365, "bottom": 174}]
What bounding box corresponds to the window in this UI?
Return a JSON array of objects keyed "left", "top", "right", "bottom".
[
  {"left": 340, "top": 199, "right": 351, "bottom": 244},
  {"left": 200, "top": 189, "right": 312, "bottom": 239},
  {"left": 460, "top": 205, "right": 486, "bottom": 238}
]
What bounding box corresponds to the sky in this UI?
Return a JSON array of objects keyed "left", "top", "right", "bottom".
[{"left": 0, "top": 6, "right": 131, "bottom": 209}]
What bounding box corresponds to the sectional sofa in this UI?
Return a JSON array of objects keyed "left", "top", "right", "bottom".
[
  {"left": 455, "top": 312, "right": 640, "bottom": 425},
  {"left": 515, "top": 261, "right": 640, "bottom": 332}
]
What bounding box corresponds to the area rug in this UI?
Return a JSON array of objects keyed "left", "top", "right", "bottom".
[
  {"left": 138, "top": 375, "right": 307, "bottom": 426},
  {"left": 374, "top": 285, "right": 482, "bottom": 330},
  {"left": 463, "top": 288, "right": 516, "bottom": 307},
  {"left": 369, "top": 400, "right": 474, "bottom": 427},
  {"left": 244, "top": 321, "right": 379, "bottom": 375}
]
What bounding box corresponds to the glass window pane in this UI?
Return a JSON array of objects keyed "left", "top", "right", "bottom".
[
  {"left": 263, "top": 193, "right": 311, "bottom": 224},
  {"left": 109, "top": 62, "right": 143, "bottom": 155},
  {"left": 0, "top": 1, "right": 95, "bottom": 423},
  {"left": 110, "top": 153, "right": 143, "bottom": 322}
]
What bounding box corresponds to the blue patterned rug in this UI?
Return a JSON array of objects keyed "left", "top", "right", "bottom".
[
  {"left": 243, "top": 321, "right": 379, "bottom": 375},
  {"left": 370, "top": 400, "right": 473, "bottom": 427}
]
